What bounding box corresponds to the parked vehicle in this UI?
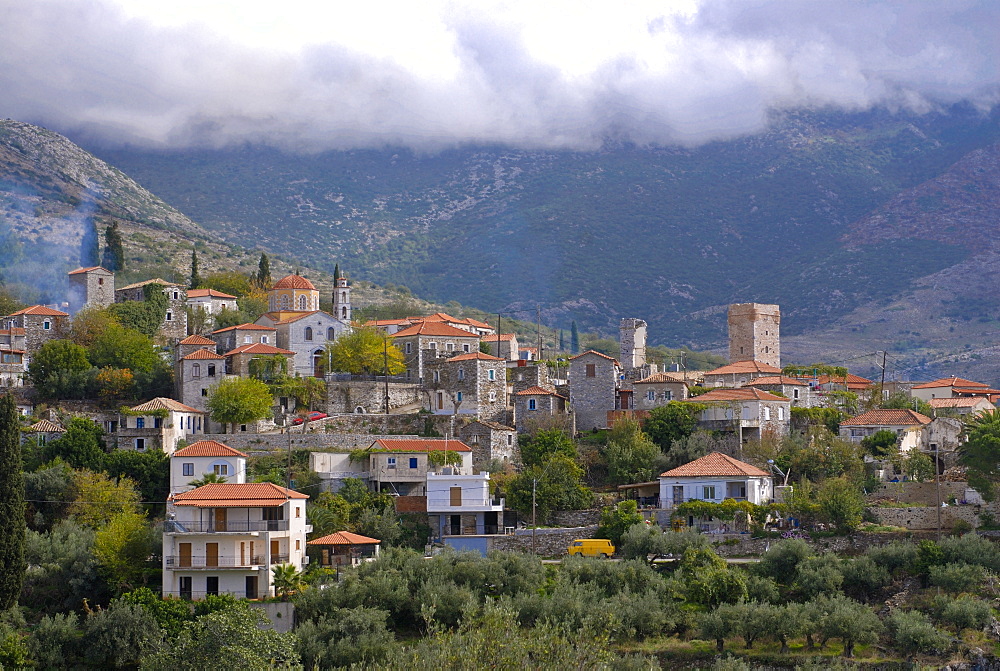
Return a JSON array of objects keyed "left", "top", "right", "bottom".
[
  {"left": 567, "top": 538, "right": 615, "bottom": 558},
  {"left": 292, "top": 411, "right": 328, "bottom": 425}
]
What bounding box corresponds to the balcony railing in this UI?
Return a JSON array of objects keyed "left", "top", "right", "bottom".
[
  {"left": 164, "top": 520, "right": 290, "bottom": 533},
  {"left": 165, "top": 555, "right": 265, "bottom": 568}
]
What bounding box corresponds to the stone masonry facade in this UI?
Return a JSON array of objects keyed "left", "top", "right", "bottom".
[
  {"left": 569, "top": 351, "right": 619, "bottom": 432},
  {"left": 728, "top": 303, "right": 780, "bottom": 368}
]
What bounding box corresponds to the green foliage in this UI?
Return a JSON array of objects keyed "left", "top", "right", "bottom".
[
  {"left": 89, "top": 322, "right": 162, "bottom": 372},
  {"left": 756, "top": 539, "right": 811, "bottom": 584},
  {"left": 815, "top": 476, "right": 865, "bottom": 531},
  {"left": 93, "top": 509, "right": 156, "bottom": 595},
  {"left": 108, "top": 283, "right": 168, "bottom": 338},
  {"left": 684, "top": 563, "right": 747, "bottom": 607},
  {"left": 189, "top": 249, "right": 201, "bottom": 289},
  {"left": 22, "top": 520, "right": 109, "bottom": 615},
  {"left": 673, "top": 498, "right": 770, "bottom": 528},
  {"left": 603, "top": 417, "right": 659, "bottom": 485},
  {"left": 207, "top": 376, "right": 274, "bottom": 432},
  {"left": 644, "top": 402, "right": 706, "bottom": 452},
  {"left": 24, "top": 461, "right": 75, "bottom": 530},
  {"left": 28, "top": 612, "right": 84, "bottom": 668},
  {"left": 860, "top": 429, "right": 898, "bottom": 458},
  {"left": 518, "top": 429, "right": 576, "bottom": 468},
  {"left": 618, "top": 523, "right": 708, "bottom": 560},
  {"left": 426, "top": 449, "right": 462, "bottom": 467},
  {"left": 881, "top": 391, "right": 934, "bottom": 417},
  {"left": 865, "top": 540, "right": 919, "bottom": 575},
  {"left": 101, "top": 221, "right": 125, "bottom": 271},
  {"left": 296, "top": 607, "right": 393, "bottom": 669},
  {"left": 790, "top": 406, "right": 846, "bottom": 434},
  {"left": 506, "top": 454, "right": 594, "bottom": 522},
  {"left": 792, "top": 553, "right": 844, "bottom": 600},
  {"left": 119, "top": 588, "right": 195, "bottom": 639},
  {"left": 813, "top": 593, "right": 883, "bottom": 658},
  {"left": 931, "top": 594, "right": 993, "bottom": 632},
  {"left": 840, "top": 556, "right": 891, "bottom": 602},
  {"left": 0, "top": 395, "right": 24, "bottom": 610},
  {"left": 959, "top": 409, "right": 1000, "bottom": 500},
  {"left": 324, "top": 327, "right": 405, "bottom": 375},
  {"left": 69, "top": 470, "right": 141, "bottom": 529},
  {"left": 595, "top": 500, "right": 644, "bottom": 546},
  {"left": 938, "top": 532, "right": 1000, "bottom": 572},
  {"left": 273, "top": 563, "right": 306, "bottom": 599},
  {"left": 36, "top": 417, "right": 105, "bottom": 471},
  {"left": 28, "top": 339, "right": 91, "bottom": 399},
  {"left": 254, "top": 252, "right": 272, "bottom": 289},
  {"left": 85, "top": 601, "right": 163, "bottom": 668},
  {"left": 103, "top": 448, "right": 170, "bottom": 505},
  {"left": 928, "top": 563, "right": 985, "bottom": 593},
  {"left": 889, "top": 609, "right": 951, "bottom": 655}
]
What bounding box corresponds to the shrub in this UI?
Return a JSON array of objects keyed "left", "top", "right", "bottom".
[
  {"left": 928, "top": 563, "right": 985, "bottom": 593},
  {"left": 756, "top": 539, "right": 811, "bottom": 583},
  {"left": 743, "top": 574, "right": 780, "bottom": 604},
  {"left": 931, "top": 595, "right": 993, "bottom": 632},
  {"left": 792, "top": 554, "right": 844, "bottom": 600},
  {"left": 866, "top": 541, "right": 918, "bottom": 575},
  {"left": 27, "top": 612, "right": 83, "bottom": 668},
  {"left": 295, "top": 607, "right": 393, "bottom": 669},
  {"left": 951, "top": 519, "right": 974, "bottom": 536},
  {"left": 889, "top": 609, "right": 952, "bottom": 655},
  {"left": 938, "top": 533, "right": 1000, "bottom": 572}
]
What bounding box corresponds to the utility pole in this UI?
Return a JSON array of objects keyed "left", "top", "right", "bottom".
[
  {"left": 536, "top": 306, "right": 542, "bottom": 363},
  {"left": 935, "top": 441, "right": 942, "bottom": 541},
  {"left": 531, "top": 477, "right": 537, "bottom": 555}
]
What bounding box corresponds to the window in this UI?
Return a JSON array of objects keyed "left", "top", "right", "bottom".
[
  {"left": 456, "top": 392, "right": 463, "bottom": 402},
  {"left": 586, "top": 364, "right": 595, "bottom": 377},
  {"left": 43, "top": 320, "right": 51, "bottom": 330},
  {"left": 703, "top": 485, "right": 716, "bottom": 499},
  {"left": 666, "top": 390, "right": 673, "bottom": 401},
  {"left": 763, "top": 406, "right": 771, "bottom": 420},
  {"left": 207, "top": 365, "right": 215, "bottom": 377},
  {"left": 429, "top": 342, "right": 437, "bottom": 350},
  {"left": 507, "top": 434, "right": 513, "bottom": 446},
  {"left": 136, "top": 417, "right": 145, "bottom": 429},
  {"left": 154, "top": 417, "right": 162, "bottom": 429},
  {"left": 528, "top": 399, "right": 537, "bottom": 411},
  {"left": 261, "top": 336, "right": 269, "bottom": 344},
  {"left": 135, "top": 438, "right": 145, "bottom": 450},
  {"left": 304, "top": 327, "right": 313, "bottom": 341},
  {"left": 244, "top": 336, "right": 252, "bottom": 344},
  {"left": 206, "top": 576, "right": 219, "bottom": 597},
  {"left": 192, "top": 364, "right": 201, "bottom": 378},
  {"left": 463, "top": 344, "right": 470, "bottom": 352},
  {"left": 214, "top": 464, "right": 229, "bottom": 476},
  {"left": 298, "top": 295, "right": 307, "bottom": 310},
  {"left": 280, "top": 294, "right": 290, "bottom": 309},
  {"left": 778, "top": 407, "right": 784, "bottom": 420},
  {"left": 179, "top": 576, "right": 192, "bottom": 600},
  {"left": 295, "top": 507, "right": 301, "bottom": 518},
  {"left": 387, "top": 457, "right": 397, "bottom": 468},
  {"left": 489, "top": 390, "right": 496, "bottom": 402},
  {"left": 433, "top": 371, "right": 440, "bottom": 383},
  {"left": 488, "top": 369, "right": 495, "bottom": 381},
  {"left": 296, "top": 539, "right": 301, "bottom": 550},
  {"left": 173, "top": 291, "right": 179, "bottom": 300},
  {"left": 458, "top": 367, "right": 465, "bottom": 380},
  {"left": 409, "top": 457, "right": 418, "bottom": 468},
  {"left": 98, "top": 277, "right": 104, "bottom": 286},
  {"left": 446, "top": 342, "right": 453, "bottom": 351},
  {"left": 165, "top": 312, "right": 172, "bottom": 322},
  {"left": 327, "top": 327, "right": 335, "bottom": 340},
  {"left": 450, "top": 487, "right": 462, "bottom": 506},
  {"left": 647, "top": 390, "right": 655, "bottom": 401},
  {"left": 793, "top": 388, "right": 800, "bottom": 400},
  {"left": 202, "top": 388, "right": 208, "bottom": 397},
  {"left": 182, "top": 463, "right": 194, "bottom": 476},
  {"left": 405, "top": 343, "right": 412, "bottom": 354}
]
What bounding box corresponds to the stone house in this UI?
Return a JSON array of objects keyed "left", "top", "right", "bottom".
[
  {"left": 659, "top": 452, "right": 774, "bottom": 529},
  {"left": 392, "top": 322, "right": 481, "bottom": 382},
  {"left": 254, "top": 311, "right": 348, "bottom": 377},
  {"left": 928, "top": 397, "right": 995, "bottom": 417},
  {"left": 459, "top": 420, "right": 518, "bottom": 466},
  {"left": 3, "top": 305, "right": 70, "bottom": 353},
  {"left": 24, "top": 419, "right": 65, "bottom": 448},
  {"left": 176, "top": 334, "right": 217, "bottom": 361},
  {"left": 67, "top": 266, "right": 114, "bottom": 311},
  {"left": 407, "top": 312, "right": 494, "bottom": 337},
  {"left": 513, "top": 386, "right": 571, "bottom": 434},
  {"left": 839, "top": 409, "right": 932, "bottom": 444},
  {"left": 702, "top": 360, "right": 782, "bottom": 388},
  {"left": 480, "top": 333, "right": 519, "bottom": 360},
  {"left": 728, "top": 303, "right": 780, "bottom": 368},
  {"left": 114, "top": 279, "right": 188, "bottom": 342},
  {"left": 116, "top": 397, "right": 205, "bottom": 453},
  {"left": 211, "top": 323, "right": 277, "bottom": 354},
  {"left": 746, "top": 375, "right": 814, "bottom": 407},
  {"left": 632, "top": 372, "right": 689, "bottom": 410},
  {"left": 511, "top": 362, "right": 553, "bottom": 394},
  {"left": 170, "top": 440, "right": 248, "bottom": 495},
  {"left": 0, "top": 346, "right": 26, "bottom": 387},
  {"left": 568, "top": 350, "right": 620, "bottom": 432},
  {"left": 423, "top": 351, "right": 507, "bottom": 422},
  {"left": 163, "top": 482, "right": 310, "bottom": 600},
  {"left": 687, "top": 387, "right": 791, "bottom": 441},
  {"left": 176, "top": 347, "right": 228, "bottom": 413},
  {"left": 185, "top": 289, "right": 238, "bottom": 330},
  {"left": 223, "top": 342, "right": 296, "bottom": 378},
  {"left": 911, "top": 376, "right": 1000, "bottom": 404}
]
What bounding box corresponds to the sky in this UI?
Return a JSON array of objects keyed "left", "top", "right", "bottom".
[{"left": 2, "top": 0, "right": 999, "bottom": 152}]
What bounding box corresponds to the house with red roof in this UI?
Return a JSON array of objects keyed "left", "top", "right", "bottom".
[
  {"left": 633, "top": 372, "right": 690, "bottom": 410},
  {"left": 67, "top": 266, "right": 114, "bottom": 311},
  {"left": 911, "top": 376, "right": 1000, "bottom": 404},
  {"left": 392, "top": 321, "right": 482, "bottom": 381},
  {"left": 424, "top": 351, "right": 507, "bottom": 422},
  {"left": 480, "top": 333, "right": 519, "bottom": 361},
  {"left": 163, "top": 482, "right": 310, "bottom": 600},
  {"left": 513, "top": 385, "right": 571, "bottom": 434},
  {"left": 686, "top": 387, "right": 791, "bottom": 441},
  {"left": 658, "top": 452, "right": 774, "bottom": 526},
  {"left": 308, "top": 531, "right": 381, "bottom": 567},
  {"left": 185, "top": 288, "right": 239, "bottom": 330},
  {"left": 702, "top": 360, "right": 782, "bottom": 388},
  {"left": 114, "top": 279, "right": 188, "bottom": 342},
  {"left": 2, "top": 305, "right": 69, "bottom": 353},
  {"left": 746, "top": 375, "right": 813, "bottom": 407},
  {"left": 116, "top": 397, "right": 205, "bottom": 453},
  {"left": 170, "top": 439, "right": 248, "bottom": 495},
  {"left": 569, "top": 350, "right": 621, "bottom": 431},
  {"left": 839, "top": 409, "right": 932, "bottom": 444}
]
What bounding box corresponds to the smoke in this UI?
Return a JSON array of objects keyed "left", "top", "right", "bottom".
[{"left": 1, "top": 1, "right": 999, "bottom": 152}]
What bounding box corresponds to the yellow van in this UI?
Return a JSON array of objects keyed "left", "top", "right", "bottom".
[{"left": 567, "top": 539, "right": 615, "bottom": 558}]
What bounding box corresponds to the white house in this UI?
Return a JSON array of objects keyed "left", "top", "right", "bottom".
[
  {"left": 163, "top": 482, "right": 310, "bottom": 600},
  {"left": 427, "top": 471, "right": 505, "bottom": 538},
  {"left": 117, "top": 397, "right": 205, "bottom": 453},
  {"left": 170, "top": 440, "right": 248, "bottom": 495},
  {"left": 659, "top": 452, "right": 773, "bottom": 529},
  {"left": 687, "top": 387, "right": 790, "bottom": 441}
]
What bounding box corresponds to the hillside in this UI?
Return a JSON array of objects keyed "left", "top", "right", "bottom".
[{"left": 82, "top": 106, "right": 1000, "bottom": 380}]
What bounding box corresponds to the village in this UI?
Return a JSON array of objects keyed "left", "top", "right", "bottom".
[{"left": 5, "top": 262, "right": 1000, "bottom": 667}]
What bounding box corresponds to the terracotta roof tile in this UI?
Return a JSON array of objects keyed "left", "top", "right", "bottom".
[
  {"left": 635, "top": 372, "right": 689, "bottom": 385},
  {"left": 181, "top": 348, "right": 226, "bottom": 360},
  {"left": 481, "top": 333, "right": 516, "bottom": 342},
  {"left": 9, "top": 305, "right": 69, "bottom": 317},
  {"left": 660, "top": 452, "right": 770, "bottom": 478},
  {"left": 371, "top": 438, "right": 472, "bottom": 452},
  {"left": 117, "top": 278, "right": 180, "bottom": 291},
  {"left": 174, "top": 440, "right": 248, "bottom": 458},
  {"left": 704, "top": 360, "right": 782, "bottom": 376},
  {"left": 129, "top": 397, "right": 203, "bottom": 414},
  {"left": 928, "top": 397, "right": 994, "bottom": 409},
  {"left": 212, "top": 323, "right": 277, "bottom": 333},
  {"left": 272, "top": 275, "right": 317, "bottom": 290},
  {"left": 913, "top": 376, "right": 988, "bottom": 390},
  {"left": 747, "top": 376, "right": 810, "bottom": 386},
  {"left": 446, "top": 351, "right": 504, "bottom": 362},
  {"left": 186, "top": 288, "right": 238, "bottom": 299},
  {"left": 514, "top": 385, "right": 566, "bottom": 399},
  {"left": 179, "top": 335, "right": 216, "bottom": 345},
  {"left": 28, "top": 419, "right": 64, "bottom": 433},
  {"left": 841, "top": 409, "right": 932, "bottom": 427},
  {"left": 393, "top": 322, "right": 480, "bottom": 338},
  {"left": 309, "top": 531, "right": 381, "bottom": 545},
  {"left": 172, "top": 482, "right": 308, "bottom": 507},
  {"left": 569, "top": 349, "right": 619, "bottom": 364},
  {"left": 691, "top": 387, "right": 788, "bottom": 402},
  {"left": 68, "top": 266, "right": 110, "bottom": 275},
  {"left": 225, "top": 343, "right": 295, "bottom": 356}
]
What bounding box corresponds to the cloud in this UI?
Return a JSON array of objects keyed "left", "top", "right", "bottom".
[{"left": 2, "top": 0, "right": 999, "bottom": 152}]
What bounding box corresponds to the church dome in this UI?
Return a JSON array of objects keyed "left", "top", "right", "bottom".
[{"left": 272, "top": 275, "right": 316, "bottom": 290}]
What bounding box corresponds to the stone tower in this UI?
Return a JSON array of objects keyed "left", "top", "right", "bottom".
[
  {"left": 67, "top": 266, "right": 114, "bottom": 312},
  {"left": 728, "top": 303, "right": 780, "bottom": 368},
  {"left": 332, "top": 267, "right": 351, "bottom": 322},
  {"left": 619, "top": 318, "right": 647, "bottom": 370}
]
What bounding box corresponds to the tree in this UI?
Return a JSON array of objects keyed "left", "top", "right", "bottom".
[
  {"left": 188, "top": 472, "right": 228, "bottom": 488},
  {"left": 272, "top": 563, "right": 305, "bottom": 599},
  {"left": 101, "top": 222, "right": 125, "bottom": 272},
  {"left": 93, "top": 509, "right": 155, "bottom": 594},
  {"left": 816, "top": 476, "right": 865, "bottom": 531},
  {"left": 254, "top": 252, "right": 272, "bottom": 289},
  {"left": 959, "top": 409, "right": 1000, "bottom": 500},
  {"left": 644, "top": 402, "right": 706, "bottom": 452},
  {"left": 595, "top": 500, "right": 644, "bottom": 546},
  {"left": 39, "top": 417, "right": 105, "bottom": 472},
  {"left": 0, "top": 395, "right": 24, "bottom": 610},
  {"left": 815, "top": 594, "right": 883, "bottom": 657},
  {"left": 569, "top": 321, "right": 579, "bottom": 354},
  {"left": 22, "top": 520, "right": 110, "bottom": 615},
  {"left": 860, "top": 429, "right": 898, "bottom": 458},
  {"left": 27, "top": 339, "right": 91, "bottom": 399},
  {"left": 519, "top": 429, "right": 577, "bottom": 468},
  {"left": 95, "top": 366, "right": 134, "bottom": 400},
  {"left": 84, "top": 601, "right": 162, "bottom": 668},
  {"left": 206, "top": 377, "right": 274, "bottom": 433},
  {"left": 69, "top": 306, "right": 119, "bottom": 348},
  {"left": 189, "top": 249, "right": 201, "bottom": 289},
  {"left": 603, "top": 416, "right": 659, "bottom": 484},
  {"left": 69, "top": 470, "right": 141, "bottom": 529},
  {"left": 506, "top": 454, "right": 594, "bottom": 522},
  {"left": 324, "top": 328, "right": 405, "bottom": 375},
  {"left": 296, "top": 607, "right": 393, "bottom": 669},
  {"left": 103, "top": 448, "right": 170, "bottom": 504},
  {"left": 108, "top": 284, "right": 167, "bottom": 338},
  {"left": 81, "top": 219, "right": 100, "bottom": 267}
]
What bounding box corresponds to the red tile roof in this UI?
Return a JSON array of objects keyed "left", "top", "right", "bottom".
[
  {"left": 913, "top": 376, "right": 988, "bottom": 390},
  {"left": 691, "top": 387, "right": 788, "bottom": 402},
  {"left": 747, "top": 376, "right": 810, "bottom": 386},
  {"left": 660, "top": 452, "right": 770, "bottom": 478},
  {"left": 570, "top": 350, "right": 620, "bottom": 364},
  {"left": 308, "top": 531, "right": 381, "bottom": 546},
  {"left": 172, "top": 482, "right": 308, "bottom": 507},
  {"left": 117, "top": 278, "right": 179, "bottom": 291},
  {"left": 514, "top": 385, "right": 564, "bottom": 397},
  {"left": 371, "top": 438, "right": 472, "bottom": 452},
  {"left": 28, "top": 419, "right": 64, "bottom": 433},
  {"left": 410, "top": 312, "right": 461, "bottom": 323},
  {"left": 174, "top": 440, "right": 248, "bottom": 458},
  {"left": 9, "top": 305, "right": 69, "bottom": 317},
  {"left": 68, "top": 266, "right": 110, "bottom": 275},
  {"left": 635, "top": 372, "right": 689, "bottom": 385},
  {"left": 181, "top": 348, "right": 225, "bottom": 360},
  {"left": 464, "top": 318, "right": 493, "bottom": 329},
  {"left": 481, "top": 333, "right": 516, "bottom": 342},
  {"left": 814, "top": 374, "right": 874, "bottom": 389},
  {"left": 704, "top": 360, "right": 782, "bottom": 376},
  {"left": 130, "top": 397, "right": 203, "bottom": 414},
  {"left": 179, "top": 335, "right": 216, "bottom": 345},
  {"left": 212, "top": 323, "right": 277, "bottom": 333},
  {"left": 841, "top": 409, "right": 932, "bottom": 427},
  {"left": 446, "top": 351, "right": 504, "bottom": 362},
  {"left": 928, "top": 397, "right": 994, "bottom": 409},
  {"left": 393, "top": 322, "right": 480, "bottom": 338},
  {"left": 272, "top": 275, "right": 317, "bottom": 290},
  {"left": 225, "top": 343, "right": 295, "bottom": 356},
  {"left": 186, "top": 288, "right": 237, "bottom": 299}
]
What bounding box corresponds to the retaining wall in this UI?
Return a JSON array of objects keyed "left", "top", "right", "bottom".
[{"left": 489, "top": 525, "right": 600, "bottom": 556}]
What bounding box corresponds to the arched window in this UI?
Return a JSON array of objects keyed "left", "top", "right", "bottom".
[
  {"left": 489, "top": 390, "right": 496, "bottom": 402},
  {"left": 327, "top": 327, "right": 335, "bottom": 340},
  {"left": 298, "top": 295, "right": 308, "bottom": 310},
  {"left": 341, "top": 291, "right": 347, "bottom": 302},
  {"left": 304, "top": 327, "right": 313, "bottom": 341},
  {"left": 280, "top": 294, "right": 290, "bottom": 309},
  {"left": 341, "top": 307, "right": 347, "bottom": 319}
]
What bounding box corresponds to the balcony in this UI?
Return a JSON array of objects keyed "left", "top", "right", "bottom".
[
  {"left": 164, "top": 520, "right": 290, "bottom": 533},
  {"left": 165, "top": 554, "right": 290, "bottom": 569}
]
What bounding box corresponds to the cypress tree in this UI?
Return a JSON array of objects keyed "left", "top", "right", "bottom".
[
  {"left": 570, "top": 321, "right": 580, "bottom": 354},
  {"left": 257, "top": 253, "right": 271, "bottom": 288},
  {"left": 559, "top": 329, "right": 565, "bottom": 351},
  {"left": 189, "top": 249, "right": 201, "bottom": 289},
  {"left": 334, "top": 263, "right": 340, "bottom": 281},
  {"left": 102, "top": 222, "right": 125, "bottom": 271},
  {"left": 80, "top": 219, "right": 100, "bottom": 267},
  {"left": 0, "top": 394, "right": 25, "bottom": 609}
]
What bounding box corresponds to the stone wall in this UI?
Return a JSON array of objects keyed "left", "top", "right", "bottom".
[
  {"left": 196, "top": 432, "right": 420, "bottom": 452},
  {"left": 568, "top": 352, "right": 618, "bottom": 432},
  {"left": 871, "top": 481, "right": 971, "bottom": 506},
  {"left": 549, "top": 509, "right": 601, "bottom": 527},
  {"left": 871, "top": 505, "right": 981, "bottom": 530},
  {"left": 710, "top": 532, "right": 939, "bottom": 558},
  {"left": 489, "top": 525, "right": 599, "bottom": 556},
  {"left": 325, "top": 380, "right": 422, "bottom": 415},
  {"left": 727, "top": 303, "right": 780, "bottom": 368}
]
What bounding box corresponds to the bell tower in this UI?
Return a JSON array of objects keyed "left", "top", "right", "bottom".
[{"left": 332, "top": 264, "right": 351, "bottom": 322}]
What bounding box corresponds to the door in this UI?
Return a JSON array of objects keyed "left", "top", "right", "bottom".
[
  {"left": 205, "top": 542, "right": 218, "bottom": 568},
  {"left": 240, "top": 542, "right": 246, "bottom": 567},
  {"left": 206, "top": 576, "right": 219, "bottom": 597},
  {"left": 214, "top": 508, "right": 227, "bottom": 532},
  {"left": 672, "top": 486, "right": 684, "bottom": 505},
  {"left": 450, "top": 486, "right": 462, "bottom": 506},
  {"left": 450, "top": 514, "right": 461, "bottom": 536},
  {"left": 245, "top": 576, "right": 258, "bottom": 600},
  {"left": 178, "top": 542, "right": 192, "bottom": 568},
  {"left": 179, "top": 576, "right": 192, "bottom": 600},
  {"left": 270, "top": 539, "right": 280, "bottom": 563}
]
